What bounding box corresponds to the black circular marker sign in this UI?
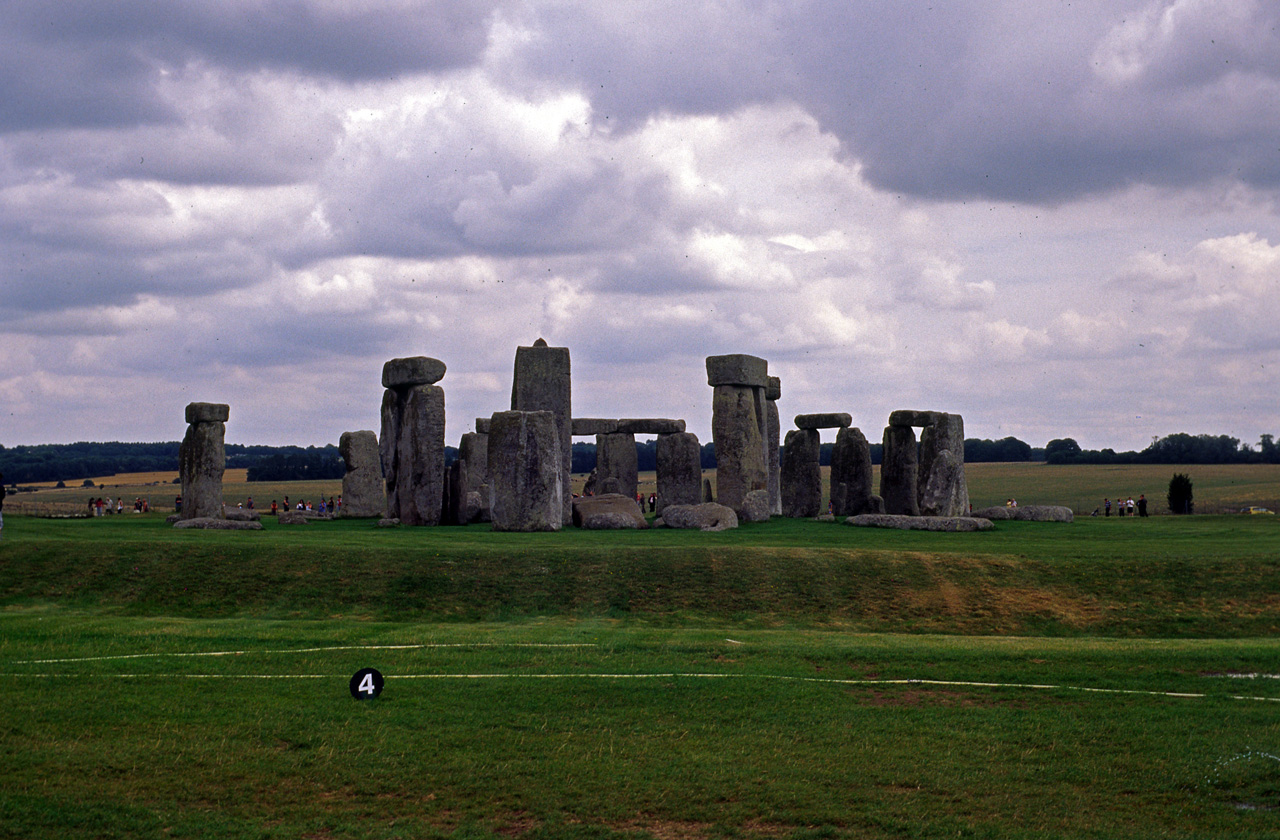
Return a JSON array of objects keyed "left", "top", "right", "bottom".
[{"left": 350, "top": 667, "right": 384, "bottom": 700}]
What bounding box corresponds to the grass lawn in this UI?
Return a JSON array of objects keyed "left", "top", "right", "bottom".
[{"left": 3, "top": 471, "right": 1280, "bottom": 838}]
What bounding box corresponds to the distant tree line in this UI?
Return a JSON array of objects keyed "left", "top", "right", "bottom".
[
  {"left": 4, "top": 431, "right": 1275, "bottom": 485},
  {"left": 1043, "top": 433, "right": 1280, "bottom": 465}
]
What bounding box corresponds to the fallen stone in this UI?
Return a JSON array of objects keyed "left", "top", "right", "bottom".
[
  {"left": 276, "top": 511, "right": 309, "bottom": 525},
  {"left": 844, "top": 514, "right": 993, "bottom": 532},
  {"left": 174, "top": 517, "right": 263, "bottom": 530},
  {"left": 223, "top": 509, "right": 261, "bottom": 522},
  {"left": 660, "top": 503, "right": 739, "bottom": 531},
  {"left": 794, "top": 413, "right": 852, "bottom": 430},
  {"left": 382, "top": 356, "right": 446, "bottom": 389},
  {"left": 582, "top": 511, "right": 647, "bottom": 530},
  {"left": 705, "top": 354, "right": 769, "bottom": 388},
  {"left": 572, "top": 493, "right": 647, "bottom": 529},
  {"left": 971, "top": 505, "right": 1074, "bottom": 522},
  {"left": 377, "top": 517, "right": 401, "bottom": 527}
]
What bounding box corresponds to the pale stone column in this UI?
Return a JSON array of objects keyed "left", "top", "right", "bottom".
[
  {"left": 488, "top": 410, "right": 562, "bottom": 532},
  {"left": 339, "top": 430, "right": 385, "bottom": 517},
  {"left": 179, "top": 402, "right": 228, "bottom": 520},
  {"left": 511, "top": 339, "right": 572, "bottom": 525}
]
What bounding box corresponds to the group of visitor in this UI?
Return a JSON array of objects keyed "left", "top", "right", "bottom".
[
  {"left": 88, "top": 496, "right": 150, "bottom": 516},
  {"left": 1102, "top": 495, "right": 1147, "bottom": 517},
  {"left": 268, "top": 496, "right": 341, "bottom": 515},
  {"left": 634, "top": 493, "right": 657, "bottom": 513}
]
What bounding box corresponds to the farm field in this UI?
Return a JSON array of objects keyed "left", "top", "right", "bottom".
[
  {"left": 9, "top": 461, "right": 1280, "bottom": 517},
  {"left": 3, "top": 465, "right": 1280, "bottom": 838}
]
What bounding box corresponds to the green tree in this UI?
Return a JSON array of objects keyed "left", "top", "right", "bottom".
[{"left": 1167, "top": 473, "right": 1194, "bottom": 515}]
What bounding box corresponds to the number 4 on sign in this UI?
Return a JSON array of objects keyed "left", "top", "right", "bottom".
[{"left": 349, "top": 667, "right": 384, "bottom": 700}]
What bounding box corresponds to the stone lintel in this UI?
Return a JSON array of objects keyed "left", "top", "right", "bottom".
[
  {"left": 382, "top": 356, "right": 446, "bottom": 389},
  {"left": 474, "top": 417, "right": 491, "bottom": 434},
  {"left": 185, "top": 402, "right": 230, "bottom": 424},
  {"left": 616, "top": 418, "right": 686, "bottom": 435},
  {"left": 794, "top": 412, "right": 852, "bottom": 430},
  {"left": 572, "top": 418, "right": 619, "bottom": 436},
  {"left": 889, "top": 409, "right": 945, "bottom": 428},
  {"left": 706, "top": 354, "right": 769, "bottom": 388}
]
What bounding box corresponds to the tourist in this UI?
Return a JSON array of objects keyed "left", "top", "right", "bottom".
[
  {"left": 1138, "top": 494, "right": 1148, "bottom": 517},
  {"left": 246, "top": 497, "right": 254, "bottom": 510},
  {"left": 1104, "top": 498, "right": 1111, "bottom": 516},
  {"left": 174, "top": 495, "right": 182, "bottom": 513},
  {"left": 270, "top": 500, "right": 278, "bottom": 516},
  {"left": 1127, "top": 497, "right": 1135, "bottom": 516},
  {"left": 648, "top": 493, "right": 656, "bottom": 512}
]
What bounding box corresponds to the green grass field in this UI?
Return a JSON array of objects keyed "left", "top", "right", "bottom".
[{"left": 3, "top": 465, "right": 1280, "bottom": 838}]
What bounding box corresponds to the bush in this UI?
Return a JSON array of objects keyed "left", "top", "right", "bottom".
[{"left": 1168, "top": 473, "right": 1194, "bottom": 515}]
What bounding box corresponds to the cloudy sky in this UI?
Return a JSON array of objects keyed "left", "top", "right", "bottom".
[{"left": 2, "top": 0, "right": 1278, "bottom": 452}]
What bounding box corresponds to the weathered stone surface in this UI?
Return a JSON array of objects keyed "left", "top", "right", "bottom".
[
  {"left": 596, "top": 432, "right": 638, "bottom": 501},
  {"left": 377, "top": 517, "right": 401, "bottom": 527},
  {"left": 889, "top": 409, "right": 945, "bottom": 428},
  {"left": 918, "top": 412, "right": 968, "bottom": 517},
  {"left": 766, "top": 398, "right": 781, "bottom": 515},
  {"left": 445, "top": 431, "right": 489, "bottom": 524},
  {"left": 794, "top": 413, "right": 852, "bottom": 430},
  {"left": 582, "top": 511, "right": 647, "bottom": 530},
  {"left": 180, "top": 409, "right": 225, "bottom": 520},
  {"left": 572, "top": 493, "right": 647, "bottom": 529},
  {"left": 572, "top": 418, "right": 618, "bottom": 436},
  {"left": 830, "top": 427, "right": 875, "bottom": 516},
  {"left": 766, "top": 375, "right": 781, "bottom": 402},
  {"left": 601, "top": 477, "right": 621, "bottom": 495},
  {"left": 511, "top": 340, "right": 572, "bottom": 525},
  {"left": 659, "top": 503, "right": 739, "bottom": 531},
  {"left": 656, "top": 432, "right": 702, "bottom": 514},
  {"left": 781, "top": 428, "right": 822, "bottom": 518},
  {"left": 276, "top": 511, "right": 309, "bottom": 525},
  {"left": 185, "top": 402, "right": 230, "bottom": 424},
  {"left": 488, "top": 410, "right": 563, "bottom": 532},
  {"left": 844, "top": 514, "right": 993, "bottom": 532},
  {"left": 706, "top": 354, "right": 769, "bottom": 388},
  {"left": 740, "top": 489, "right": 771, "bottom": 522},
  {"left": 616, "top": 418, "right": 686, "bottom": 435},
  {"left": 711, "top": 384, "right": 768, "bottom": 514},
  {"left": 382, "top": 356, "right": 446, "bottom": 389},
  {"left": 475, "top": 417, "right": 491, "bottom": 434},
  {"left": 339, "top": 430, "right": 385, "bottom": 518},
  {"left": 173, "top": 517, "right": 263, "bottom": 530},
  {"left": 972, "top": 505, "right": 1074, "bottom": 522},
  {"left": 880, "top": 424, "right": 919, "bottom": 516},
  {"left": 381, "top": 384, "right": 445, "bottom": 526},
  {"left": 223, "top": 508, "right": 260, "bottom": 522}
]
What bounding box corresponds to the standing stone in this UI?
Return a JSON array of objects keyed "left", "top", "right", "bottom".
[
  {"left": 880, "top": 424, "right": 919, "bottom": 516},
  {"left": 511, "top": 339, "right": 572, "bottom": 525},
  {"left": 339, "top": 430, "right": 385, "bottom": 517},
  {"left": 596, "top": 432, "right": 638, "bottom": 501},
  {"left": 711, "top": 384, "right": 768, "bottom": 514},
  {"left": 830, "top": 427, "right": 879, "bottom": 516},
  {"left": 179, "top": 402, "right": 228, "bottom": 520},
  {"left": 918, "top": 412, "right": 969, "bottom": 517},
  {"left": 766, "top": 376, "right": 782, "bottom": 516},
  {"left": 488, "top": 410, "right": 563, "bottom": 532},
  {"left": 655, "top": 432, "right": 702, "bottom": 514},
  {"left": 379, "top": 356, "right": 447, "bottom": 526},
  {"left": 707, "top": 354, "right": 770, "bottom": 517},
  {"left": 781, "top": 428, "right": 822, "bottom": 518},
  {"left": 452, "top": 431, "right": 490, "bottom": 524}
]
